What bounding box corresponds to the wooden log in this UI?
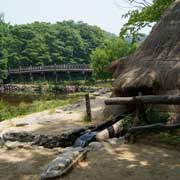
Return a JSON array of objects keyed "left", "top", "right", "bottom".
[
  {"left": 96, "top": 119, "right": 124, "bottom": 141},
  {"left": 105, "top": 97, "right": 134, "bottom": 105},
  {"left": 105, "top": 95, "right": 180, "bottom": 105},
  {"left": 128, "top": 123, "right": 180, "bottom": 134},
  {"left": 125, "top": 123, "right": 180, "bottom": 144},
  {"left": 92, "top": 115, "right": 124, "bottom": 132}
]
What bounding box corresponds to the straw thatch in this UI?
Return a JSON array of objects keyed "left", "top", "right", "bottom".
[{"left": 105, "top": 0, "right": 180, "bottom": 121}]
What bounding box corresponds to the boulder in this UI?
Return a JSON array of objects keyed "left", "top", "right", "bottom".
[{"left": 88, "top": 142, "right": 103, "bottom": 150}]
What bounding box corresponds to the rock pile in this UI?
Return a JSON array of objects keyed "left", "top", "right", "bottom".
[
  {"left": 4, "top": 84, "right": 26, "bottom": 93},
  {"left": 2, "top": 128, "right": 86, "bottom": 148},
  {"left": 3, "top": 84, "right": 110, "bottom": 94}
]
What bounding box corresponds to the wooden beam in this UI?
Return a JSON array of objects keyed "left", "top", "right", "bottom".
[
  {"left": 105, "top": 95, "right": 180, "bottom": 105},
  {"left": 126, "top": 123, "right": 180, "bottom": 143}
]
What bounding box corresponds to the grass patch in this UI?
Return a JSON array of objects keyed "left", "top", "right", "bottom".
[
  {"left": 155, "top": 130, "right": 180, "bottom": 146},
  {"left": 0, "top": 93, "right": 83, "bottom": 121}
]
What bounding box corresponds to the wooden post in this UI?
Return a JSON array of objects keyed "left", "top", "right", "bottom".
[
  {"left": 85, "top": 93, "right": 92, "bottom": 121},
  {"left": 133, "top": 92, "right": 142, "bottom": 126}
]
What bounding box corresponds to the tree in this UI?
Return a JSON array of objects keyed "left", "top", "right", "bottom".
[
  {"left": 0, "top": 18, "right": 115, "bottom": 81},
  {"left": 0, "top": 49, "right": 8, "bottom": 81},
  {"left": 0, "top": 14, "right": 8, "bottom": 81},
  {"left": 90, "top": 37, "right": 137, "bottom": 80},
  {"left": 91, "top": 48, "right": 109, "bottom": 80},
  {"left": 3, "top": 20, "right": 111, "bottom": 71},
  {"left": 120, "top": 0, "right": 173, "bottom": 39}
]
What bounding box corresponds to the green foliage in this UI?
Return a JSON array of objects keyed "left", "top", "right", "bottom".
[
  {"left": 156, "top": 130, "right": 180, "bottom": 147},
  {"left": 0, "top": 49, "right": 8, "bottom": 80},
  {"left": 121, "top": 0, "right": 173, "bottom": 38},
  {"left": 0, "top": 16, "right": 8, "bottom": 80},
  {"left": 122, "top": 114, "right": 134, "bottom": 134},
  {"left": 90, "top": 48, "right": 110, "bottom": 79},
  {"left": 146, "top": 108, "right": 169, "bottom": 124},
  {"left": 121, "top": 108, "right": 170, "bottom": 135},
  {"left": 90, "top": 37, "right": 137, "bottom": 79},
  {"left": 0, "top": 20, "right": 111, "bottom": 79},
  {"left": 0, "top": 100, "right": 11, "bottom": 120}
]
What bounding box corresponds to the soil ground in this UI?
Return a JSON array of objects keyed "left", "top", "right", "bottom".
[
  {"left": 62, "top": 143, "right": 180, "bottom": 180},
  {"left": 0, "top": 143, "right": 179, "bottom": 180},
  {"left": 0, "top": 93, "right": 180, "bottom": 180}
]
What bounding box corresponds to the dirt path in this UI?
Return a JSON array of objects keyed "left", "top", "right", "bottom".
[
  {"left": 0, "top": 146, "right": 57, "bottom": 180},
  {"left": 0, "top": 143, "right": 179, "bottom": 180},
  {"left": 61, "top": 143, "right": 180, "bottom": 180}
]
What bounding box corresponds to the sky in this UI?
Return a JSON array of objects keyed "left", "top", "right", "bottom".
[{"left": 0, "top": 0, "right": 151, "bottom": 35}]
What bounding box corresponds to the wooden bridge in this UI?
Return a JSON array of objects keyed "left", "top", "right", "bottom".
[
  {"left": 8, "top": 64, "right": 92, "bottom": 75},
  {"left": 7, "top": 64, "right": 93, "bottom": 83}
]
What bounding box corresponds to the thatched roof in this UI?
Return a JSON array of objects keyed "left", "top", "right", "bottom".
[{"left": 112, "top": 0, "right": 180, "bottom": 93}]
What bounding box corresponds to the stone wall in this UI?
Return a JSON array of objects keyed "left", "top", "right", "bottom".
[{"left": 3, "top": 84, "right": 106, "bottom": 94}]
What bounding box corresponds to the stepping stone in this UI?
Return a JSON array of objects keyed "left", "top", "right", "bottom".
[
  {"left": 16, "top": 123, "right": 29, "bottom": 127},
  {"left": 88, "top": 142, "right": 103, "bottom": 150}
]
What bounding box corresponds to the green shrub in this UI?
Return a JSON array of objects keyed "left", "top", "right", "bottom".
[
  {"left": 122, "top": 114, "right": 134, "bottom": 134},
  {"left": 121, "top": 108, "right": 170, "bottom": 135},
  {"left": 145, "top": 108, "right": 169, "bottom": 124}
]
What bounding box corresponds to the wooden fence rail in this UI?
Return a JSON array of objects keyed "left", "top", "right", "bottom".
[
  {"left": 105, "top": 95, "right": 180, "bottom": 105},
  {"left": 105, "top": 95, "right": 180, "bottom": 126}
]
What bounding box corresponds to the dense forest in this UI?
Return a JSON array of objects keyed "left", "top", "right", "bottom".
[
  {"left": 0, "top": 19, "right": 111, "bottom": 67},
  {"left": 0, "top": 16, "right": 137, "bottom": 81},
  {"left": 0, "top": 17, "right": 115, "bottom": 80}
]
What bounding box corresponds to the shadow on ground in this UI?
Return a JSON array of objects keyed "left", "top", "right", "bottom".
[
  {"left": 0, "top": 147, "right": 57, "bottom": 180},
  {"left": 59, "top": 143, "right": 180, "bottom": 180}
]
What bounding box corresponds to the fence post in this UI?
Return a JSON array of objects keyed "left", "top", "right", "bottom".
[
  {"left": 85, "top": 93, "right": 92, "bottom": 121},
  {"left": 133, "top": 92, "right": 142, "bottom": 126}
]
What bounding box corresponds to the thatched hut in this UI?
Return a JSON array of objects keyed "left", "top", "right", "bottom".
[{"left": 105, "top": 0, "right": 180, "bottom": 121}]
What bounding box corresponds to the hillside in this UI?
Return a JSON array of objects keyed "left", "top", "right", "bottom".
[{"left": 2, "top": 20, "right": 113, "bottom": 68}]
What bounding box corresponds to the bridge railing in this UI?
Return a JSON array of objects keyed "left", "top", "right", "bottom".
[{"left": 8, "top": 64, "right": 92, "bottom": 74}]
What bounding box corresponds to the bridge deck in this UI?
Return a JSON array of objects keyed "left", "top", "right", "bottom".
[{"left": 8, "top": 64, "right": 92, "bottom": 75}]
